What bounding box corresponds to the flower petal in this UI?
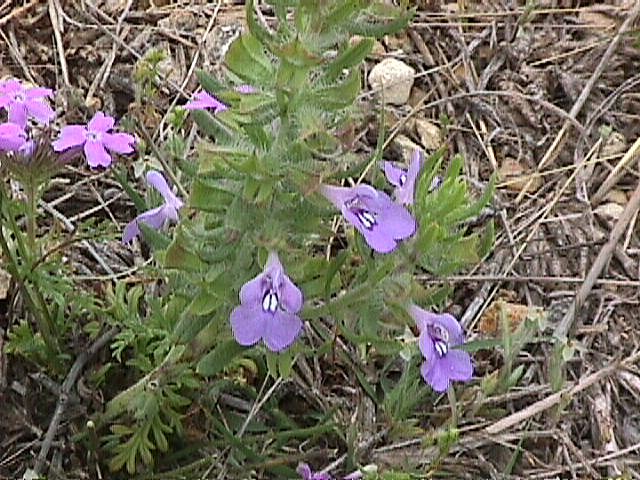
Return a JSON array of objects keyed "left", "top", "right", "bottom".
[
  {"left": 433, "top": 313, "right": 464, "bottom": 346},
  {"left": 441, "top": 348, "right": 473, "bottom": 382},
  {"left": 146, "top": 170, "right": 183, "bottom": 210},
  {"left": 384, "top": 161, "right": 406, "bottom": 187},
  {"left": 395, "top": 149, "right": 423, "bottom": 206},
  {"left": 279, "top": 273, "right": 303, "bottom": 313},
  {"left": 319, "top": 184, "right": 353, "bottom": 210},
  {"left": 346, "top": 212, "right": 397, "bottom": 253},
  {"left": 84, "top": 140, "right": 112, "bottom": 168},
  {"left": 230, "top": 304, "right": 267, "bottom": 347},
  {"left": 87, "top": 111, "right": 115, "bottom": 133},
  {"left": 103, "top": 132, "right": 136, "bottom": 154},
  {"left": 122, "top": 205, "right": 169, "bottom": 243},
  {"left": 239, "top": 273, "right": 267, "bottom": 306},
  {"left": 263, "top": 310, "right": 302, "bottom": 352},
  {"left": 0, "top": 79, "right": 22, "bottom": 95},
  {"left": 409, "top": 306, "right": 464, "bottom": 345},
  {"left": 52, "top": 125, "right": 87, "bottom": 152},
  {"left": 265, "top": 252, "right": 303, "bottom": 313},
  {"left": 25, "top": 87, "right": 53, "bottom": 99},
  {"left": 24, "top": 99, "right": 55, "bottom": 125},
  {"left": 136, "top": 205, "right": 171, "bottom": 230},
  {"left": 235, "top": 84, "right": 257, "bottom": 94},
  {"left": 0, "top": 122, "right": 27, "bottom": 151},
  {"left": 297, "top": 463, "right": 313, "bottom": 480},
  {"left": 122, "top": 219, "right": 141, "bottom": 244},
  {"left": 421, "top": 359, "right": 450, "bottom": 392},
  {"left": 8, "top": 104, "right": 28, "bottom": 128},
  {"left": 418, "top": 327, "right": 436, "bottom": 362},
  {"left": 183, "top": 91, "right": 228, "bottom": 113},
  {"left": 377, "top": 200, "right": 416, "bottom": 240}
]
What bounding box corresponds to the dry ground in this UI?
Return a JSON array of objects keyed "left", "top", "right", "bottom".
[{"left": 1, "top": 0, "right": 640, "bottom": 479}]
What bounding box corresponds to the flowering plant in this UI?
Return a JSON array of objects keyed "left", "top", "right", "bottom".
[{"left": 0, "top": 1, "right": 496, "bottom": 478}]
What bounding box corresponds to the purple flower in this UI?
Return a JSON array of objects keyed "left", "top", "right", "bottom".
[
  {"left": 235, "top": 84, "right": 256, "bottom": 94},
  {"left": 0, "top": 79, "right": 55, "bottom": 128},
  {"left": 230, "top": 251, "right": 303, "bottom": 352},
  {"left": 384, "top": 149, "right": 423, "bottom": 206},
  {"left": 297, "top": 463, "right": 333, "bottom": 480},
  {"left": 52, "top": 111, "right": 135, "bottom": 168},
  {"left": 183, "top": 91, "right": 228, "bottom": 113},
  {"left": 409, "top": 304, "right": 473, "bottom": 392},
  {"left": 0, "top": 122, "right": 28, "bottom": 152},
  {"left": 122, "top": 170, "right": 184, "bottom": 243},
  {"left": 320, "top": 184, "right": 416, "bottom": 254}
]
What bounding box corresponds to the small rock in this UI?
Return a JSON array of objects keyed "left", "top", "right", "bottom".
[
  {"left": 407, "top": 85, "right": 427, "bottom": 108},
  {"left": 499, "top": 159, "right": 542, "bottom": 193},
  {"left": 605, "top": 189, "right": 628, "bottom": 206},
  {"left": 384, "top": 33, "right": 413, "bottom": 54},
  {"left": 392, "top": 134, "right": 421, "bottom": 163},
  {"left": 415, "top": 118, "right": 442, "bottom": 150},
  {"left": 601, "top": 130, "right": 627, "bottom": 158},
  {"left": 0, "top": 267, "right": 10, "bottom": 300},
  {"left": 368, "top": 58, "right": 416, "bottom": 105},
  {"left": 370, "top": 41, "right": 386, "bottom": 58},
  {"left": 595, "top": 202, "right": 625, "bottom": 221}
]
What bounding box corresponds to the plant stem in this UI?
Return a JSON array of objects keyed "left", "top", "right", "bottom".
[
  {"left": 0, "top": 186, "right": 58, "bottom": 353},
  {"left": 25, "top": 180, "right": 39, "bottom": 254}
]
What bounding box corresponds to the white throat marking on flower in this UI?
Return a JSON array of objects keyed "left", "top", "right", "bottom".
[{"left": 262, "top": 291, "right": 279, "bottom": 313}]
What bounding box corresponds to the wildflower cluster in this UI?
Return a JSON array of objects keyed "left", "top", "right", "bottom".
[
  {"left": 1, "top": 1, "right": 496, "bottom": 477},
  {"left": 184, "top": 83, "right": 473, "bottom": 390}
]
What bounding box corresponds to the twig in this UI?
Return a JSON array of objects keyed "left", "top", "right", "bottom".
[
  {"left": 554, "top": 176, "right": 640, "bottom": 340},
  {"left": 0, "top": 0, "right": 38, "bottom": 26},
  {"left": 592, "top": 136, "right": 640, "bottom": 204},
  {"left": 417, "top": 273, "right": 640, "bottom": 287},
  {"left": 48, "top": 0, "right": 70, "bottom": 87},
  {"left": 33, "top": 328, "right": 118, "bottom": 475},
  {"left": 485, "top": 351, "right": 640, "bottom": 435},
  {"left": 515, "top": 0, "right": 640, "bottom": 202}
]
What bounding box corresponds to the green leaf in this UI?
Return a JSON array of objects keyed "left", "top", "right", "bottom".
[
  {"left": 245, "top": 0, "right": 278, "bottom": 52},
  {"left": 191, "top": 109, "right": 235, "bottom": 143},
  {"left": 187, "top": 288, "right": 221, "bottom": 316},
  {"left": 197, "top": 340, "right": 246, "bottom": 377},
  {"left": 165, "top": 237, "right": 202, "bottom": 271},
  {"left": 324, "top": 37, "right": 374, "bottom": 81},
  {"left": 190, "top": 179, "right": 235, "bottom": 212},
  {"left": 310, "top": 69, "right": 361, "bottom": 110},
  {"left": 351, "top": 8, "right": 413, "bottom": 38},
  {"left": 196, "top": 69, "right": 225, "bottom": 93},
  {"left": 138, "top": 222, "right": 171, "bottom": 250},
  {"left": 266, "top": 350, "right": 279, "bottom": 379},
  {"left": 324, "top": 251, "right": 348, "bottom": 300},
  {"left": 323, "top": 0, "right": 365, "bottom": 29},
  {"left": 113, "top": 168, "right": 146, "bottom": 211},
  {"left": 278, "top": 348, "right": 295, "bottom": 378},
  {"left": 225, "top": 33, "right": 274, "bottom": 84},
  {"left": 272, "top": 39, "right": 322, "bottom": 68},
  {"left": 460, "top": 338, "right": 502, "bottom": 352}
]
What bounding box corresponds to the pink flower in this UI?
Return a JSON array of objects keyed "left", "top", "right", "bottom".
[
  {"left": 231, "top": 252, "right": 303, "bottom": 352},
  {"left": 183, "top": 91, "right": 228, "bottom": 113},
  {"left": 0, "top": 79, "right": 55, "bottom": 128},
  {"left": 52, "top": 111, "right": 135, "bottom": 168},
  {"left": 384, "top": 148, "right": 423, "bottom": 206},
  {"left": 409, "top": 304, "right": 473, "bottom": 392},
  {"left": 0, "top": 122, "right": 28, "bottom": 152},
  {"left": 122, "top": 170, "right": 184, "bottom": 244},
  {"left": 235, "top": 84, "right": 256, "bottom": 94}
]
